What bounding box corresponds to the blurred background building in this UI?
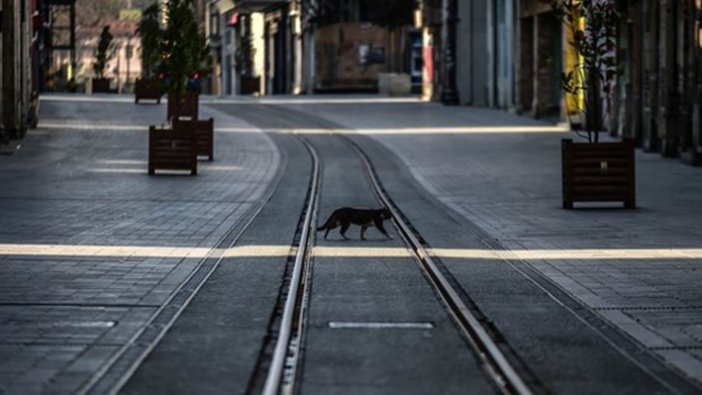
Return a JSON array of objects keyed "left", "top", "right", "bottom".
[{"left": 3, "top": 0, "right": 702, "bottom": 166}]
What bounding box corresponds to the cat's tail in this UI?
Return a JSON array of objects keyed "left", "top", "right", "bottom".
[{"left": 317, "top": 215, "right": 334, "bottom": 231}]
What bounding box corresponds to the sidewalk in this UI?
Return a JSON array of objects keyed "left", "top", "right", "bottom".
[
  {"left": 282, "top": 97, "right": 702, "bottom": 384},
  {"left": 0, "top": 95, "right": 280, "bottom": 393}
]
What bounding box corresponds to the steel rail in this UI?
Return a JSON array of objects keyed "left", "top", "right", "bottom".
[
  {"left": 345, "top": 137, "right": 533, "bottom": 395},
  {"left": 80, "top": 138, "right": 289, "bottom": 395},
  {"left": 261, "top": 137, "right": 320, "bottom": 395}
]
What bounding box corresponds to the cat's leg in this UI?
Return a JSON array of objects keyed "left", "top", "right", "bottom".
[
  {"left": 339, "top": 222, "right": 350, "bottom": 240},
  {"left": 375, "top": 220, "right": 393, "bottom": 239},
  {"left": 323, "top": 221, "right": 339, "bottom": 240},
  {"left": 360, "top": 225, "right": 367, "bottom": 240}
]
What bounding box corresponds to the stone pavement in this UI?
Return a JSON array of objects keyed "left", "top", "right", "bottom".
[
  {"left": 0, "top": 94, "right": 279, "bottom": 393},
  {"left": 280, "top": 96, "right": 702, "bottom": 385}
]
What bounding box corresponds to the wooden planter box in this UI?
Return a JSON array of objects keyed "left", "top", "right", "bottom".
[
  {"left": 167, "top": 92, "right": 199, "bottom": 120},
  {"left": 134, "top": 78, "right": 163, "bottom": 103},
  {"left": 92, "top": 78, "right": 111, "bottom": 93},
  {"left": 240, "top": 76, "right": 260, "bottom": 95},
  {"left": 148, "top": 125, "right": 197, "bottom": 175},
  {"left": 173, "top": 118, "right": 214, "bottom": 161},
  {"left": 562, "top": 138, "right": 635, "bottom": 209}
]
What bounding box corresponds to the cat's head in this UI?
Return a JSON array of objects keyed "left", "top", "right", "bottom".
[{"left": 381, "top": 208, "right": 392, "bottom": 220}]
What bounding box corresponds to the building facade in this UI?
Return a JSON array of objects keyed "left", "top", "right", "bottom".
[
  {"left": 454, "top": 0, "right": 515, "bottom": 108},
  {"left": 205, "top": 0, "right": 415, "bottom": 96},
  {"left": 206, "top": 0, "right": 294, "bottom": 96},
  {"left": 614, "top": 0, "right": 702, "bottom": 164},
  {"left": 1, "top": 0, "right": 38, "bottom": 141}
]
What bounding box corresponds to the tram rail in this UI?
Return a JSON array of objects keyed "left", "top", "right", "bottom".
[{"left": 261, "top": 132, "right": 535, "bottom": 395}]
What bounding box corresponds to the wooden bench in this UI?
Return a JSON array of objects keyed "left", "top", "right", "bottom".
[
  {"left": 148, "top": 125, "right": 197, "bottom": 175},
  {"left": 562, "top": 138, "right": 635, "bottom": 209},
  {"left": 173, "top": 118, "right": 214, "bottom": 161}
]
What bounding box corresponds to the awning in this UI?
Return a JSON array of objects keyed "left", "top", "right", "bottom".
[{"left": 214, "top": 0, "right": 235, "bottom": 13}]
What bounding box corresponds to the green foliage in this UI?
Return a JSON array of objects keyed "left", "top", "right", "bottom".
[
  {"left": 93, "top": 26, "right": 114, "bottom": 79},
  {"left": 160, "top": 0, "right": 211, "bottom": 97},
  {"left": 553, "top": 0, "right": 622, "bottom": 142},
  {"left": 138, "top": 3, "right": 162, "bottom": 79}
]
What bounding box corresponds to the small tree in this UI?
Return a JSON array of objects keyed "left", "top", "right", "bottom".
[
  {"left": 138, "top": 3, "right": 162, "bottom": 79},
  {"left": 553, "top": 0, "right": 621, "bottom": 143},
  {"left": 93, "top": 26, "right": 114, "bottom": 79},
  {"left": 160, "top": 0, "right": 211, "bottom": 99}
]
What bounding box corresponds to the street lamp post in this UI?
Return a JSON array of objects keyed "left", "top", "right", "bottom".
[{"left": 441, "top": 0, "right": 459, "bottom": 105}]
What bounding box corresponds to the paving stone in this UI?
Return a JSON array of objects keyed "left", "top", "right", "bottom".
[
  {"left": 0, "top": 95, "right": 280, "bottom": 393},
  {"left": 284, "top": 96, "right": 702, "bottom": 386}
]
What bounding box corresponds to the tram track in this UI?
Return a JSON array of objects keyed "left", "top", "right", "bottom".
[
  {"left": 208, "top": 102, "right": 699, "bottom": 395},
  {"left": 258, "top": 128, "right": 536, "bottom": 394}
]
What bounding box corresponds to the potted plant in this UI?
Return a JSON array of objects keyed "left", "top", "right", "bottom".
[
  {"left": 148, "top": 123, "right": 198, "bottom": 175},
  {"left": 553, "top": 0, "right": 635, "bottom": 209},
  {"left": 92, "top": 26, "right": 114, "bottom": 93},
  {"left": 148, "top": 0, "right": 213, "bottom": 175},
  {"left": 135, "top": 3, "right": 164, "bottom": 103},
  {"left": 161, "top": 0, "right": 210, "bottom": 119}
]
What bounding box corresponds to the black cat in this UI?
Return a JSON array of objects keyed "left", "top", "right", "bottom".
[{"left": 317, "top": 207, "right": 393, "bottom": 240}]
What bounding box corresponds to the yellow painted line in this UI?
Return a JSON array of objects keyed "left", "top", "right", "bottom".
[
  {"left": 313, "top": 246, "right": 412, "bottom": 258},
  {"left": 352, "top": 126, "right": 569, "bottom": 134},
  {"left": 38, "top": 122, "right": 263, "bottom": 134},
  {"left": 1, "top": 244, "right": 701, "bottom": 261},
  {"left": 429, "top": 248, "right": 702, "bottom": 261},
  {"left": 38, "top": 122, "right": 146, "bottom": 131},
  {"left": 37, "top": 122, "right": 567, "bottom": 135}
]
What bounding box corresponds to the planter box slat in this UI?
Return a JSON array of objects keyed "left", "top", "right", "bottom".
[
  {"left": 573, "top": 169, "right": 629, "bottom": 176},
  {"left": 148, "top": 125, "right": 197, "bottom": 175},
  {"left": 571, "top": 143, "right": 631, "bottom": 151},
  {"left": 572, "top": 158, "right": 630, "bottom": 166},
  {"left": 173, "top": 118, "right": 214, "bottom": 161},
  {"left": 571, "top": 195, "right": 629, "bottom": 202},
  {"left": 134, "top": 78, "right": 163, "bottom": 103},
  {"left": 562, "top": 138, "right": 635, "bottom": 209},
  {"left": 573, "top": 186, "right": 629, "bottom": 194},
  {"left": 570, "top": 177, "right": 629, "bottom": 186},
  {"left": 92, "top": 78, "right": 110, "bottom": 93},
  {"left": 167, "top": 93, "right": 199, "bottom": 120}
]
